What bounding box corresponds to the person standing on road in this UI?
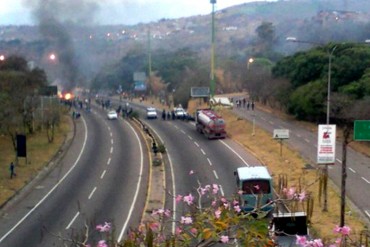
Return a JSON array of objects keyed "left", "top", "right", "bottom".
[
  {"left": 9, "top": 162, "right": 15, "bottom": 179},
  {"left": 251, "top": 101, "right": 255, "bottom": 111}
]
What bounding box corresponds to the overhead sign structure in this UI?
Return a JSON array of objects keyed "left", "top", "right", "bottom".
[
  {"left": 317, "top": 125, "right": 336, "bottom": 164},
  {"left": 273, "top": 129, "right": 289, "bottom": 139},
  {"left": 354, "top": 120, "right": 370, "bottom": 141},
  {"left": 190, "top": 87, "right": 210, "bottom": 98}
]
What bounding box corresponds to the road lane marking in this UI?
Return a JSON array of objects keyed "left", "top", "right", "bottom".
[
  {"left": 219, "top": 140, "right": 249, "bottom": 166},
  {"left": 110, "top": 147, "right": 113, "bottom": 153},
  {"left": 111, "top": 139, "right": 114, "bottom": 144},
  {"left": 107, "top": 158, "right": 111, "bottom": 165},
  {"left": 194, "top": 142, "right": 199, "bottom": 147},
  {"left": 348, "top": 168, "right": 356, "bottom": 173},
  {"left": 188, "top": 135, "right": 193, "bottom": 140},
  {"left": 0, "top": 117, "right": 88, "bottom": 243},
  {"left": 219, "top": 185, "right": 225, "bottom": 196},
  {"left": 269, "top": 121, "right": 274, "bottom": 125},
  {"left": 213, "top": 170, "right": 219, "bottom": 179},
  {"left": 207, "top": 158, "right": 212, "bottom": 166},
  {"left": 296, "top": 134, "right": 302, "bottom": 138},
  {"left": 66, "top": 212, "right": 80, "bottom": 230},
  {"left": 362, "top": 177, "right": 370, "bottom": 184},
  {"left": 117, "top": 121, "right": 145, "bottom": 242},
  {"left": 88, "top": 187, "right": 97, "bottom": 199},
  {"left": 100, "top": 170, "right": 106, "bottom": 179},
  {"left": 365, "top": 210, "right": 370, "bottom": 219},
  {"left": 201, "top": 149, "right": 206, "bottom": 155},
  {"left": 110, "top": 132, "right": 112, "bottom": 137},
  {"left": 304, "top": 139, "right": 310, "bottom": 143},
  {"left": 181, "top": 130, "right": 186, "bottom": 134},
  {"left": 336, "top": 159, "right": 342, "bottom": 163}
]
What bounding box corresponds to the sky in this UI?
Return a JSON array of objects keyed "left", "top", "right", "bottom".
[{"left": 0, "top": 0, "right": 275, "bottom": 26}]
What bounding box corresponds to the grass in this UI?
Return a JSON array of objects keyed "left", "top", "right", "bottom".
[{"left": 0, "top": 115, "right": 71, "bottom": 208}]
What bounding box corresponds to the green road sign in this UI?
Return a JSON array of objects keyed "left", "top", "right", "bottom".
[{"left": 354, "top": 120, "right": 370, "bottom": 141}]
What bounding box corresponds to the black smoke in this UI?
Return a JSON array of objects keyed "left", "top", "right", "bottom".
[{"left": 25, "top": 0, "right": 99, "bottom": 91}]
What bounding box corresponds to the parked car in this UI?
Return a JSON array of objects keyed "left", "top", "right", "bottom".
[
  {"left": 107, "top": 110, "right": 118, "bottom": 120},
  {"left": 146, "top": 107, "right": 158, "bottom": 119}
]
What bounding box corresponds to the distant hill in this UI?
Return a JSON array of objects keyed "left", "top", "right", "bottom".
[{"left": 1, "top": 0, "right": 370, "bottom": 81}]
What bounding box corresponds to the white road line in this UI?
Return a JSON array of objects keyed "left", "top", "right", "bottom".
[
  {"left": 261, "top": 117, "right": 266, "bottom": 121},
  {"left": 201, "top": 149, "right": 206, "bottom": 155},
  {"left": 336, "top": 159, "right": 342, "bottom": 163},
  {"left": 365, "top": 210, "right": 370, "bottom": 219},
  {"left": 194, "top": 142, "right": 200, "bottom": 147},
  {"left": 66, "top": 212, "right": 80, "bottom": 230},
  {"left": 296, "top": 134, "right": 302, "bottom": 138},
  {"left": 88, "top": 187, "right": 97, "bottom": 199},
  {"left": 219, "top": 185, "right": 225, "bottom": 196},
  {"left": 219, "top": 140, "right": 249, "bottom": 166},
  {"left": 0, "top": 117, "right": 88, "bottom": 243},
  {"left": 107, "top": 157, "right": 111, "bottom": 165},
  {"left": 269, "top": 121, "right": 274, "bottom": 125},
  {"left": 213, "top": 170, "right": 219, "bottom": 179},
  {"left": 117, "top": 121, "right": 145, "bottom": 242},
  {"left": 111, "top": 139, "right": 114, "bottom": 144},
  {"left": 348, "top": 168, "right": 356, "bottom": 173},
  {"left": 110, "top": 147, "right": 113, "bottom": 153},
  {"left": 188, "top": 135, "right": 193, "bottom": 140},
  {"left": 110, "top": 132, "right": 112, "bottom": 137},
  {"left": 100, "top": 170, "right": 106, "bottom": 179},
  {"left": 304, "top": 139, "right": 310, "bottom": 143},
  {"left": 207, "top": 158, "right": 212, "bottom": 166},
  {"left": 181, "top": 130, "right": 186, "bottom": 134},
  {"left": 362, "top": 177, "right": 370, "bottom": 184}
]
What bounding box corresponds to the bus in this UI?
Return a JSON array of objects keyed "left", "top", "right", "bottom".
[{"left": 234, "top": 166, "right": 275, "bottom": 213}]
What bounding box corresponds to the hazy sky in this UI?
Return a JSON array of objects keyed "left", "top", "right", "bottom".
[{"left": 0, "top": 0, "right": 275, "bottom": 25}]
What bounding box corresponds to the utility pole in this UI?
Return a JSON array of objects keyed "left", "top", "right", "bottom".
[{"left": 210, "top": 0, "right": 216, "bottom": 98}]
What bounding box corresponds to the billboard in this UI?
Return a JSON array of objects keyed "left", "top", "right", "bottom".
[{"left": 317, "top": 125, "right": 336, "bottom": 164}]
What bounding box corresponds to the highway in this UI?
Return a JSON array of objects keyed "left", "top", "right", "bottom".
[{"left": 0, "top": 105, "right": 149, "bottom": 246}]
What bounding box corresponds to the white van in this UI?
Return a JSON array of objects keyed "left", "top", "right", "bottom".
[{"left": 210, "top": 97, "right": 233, "bottom": 108}]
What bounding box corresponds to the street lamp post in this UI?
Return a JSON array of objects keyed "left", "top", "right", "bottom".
[
  {"left": 286, "top": 37, "right": 335, "bottom": 212},
  {"left": 210, "top": 0, "right": 216, "bottom": 98}
]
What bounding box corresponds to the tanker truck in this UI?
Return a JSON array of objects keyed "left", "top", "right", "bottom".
[{"left": 196, "top": 109, "right": 226, "bottom": 139}]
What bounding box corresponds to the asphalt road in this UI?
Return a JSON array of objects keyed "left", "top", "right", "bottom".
[
  {"left": 0, "top": 105, "right": 149, "bottom": 246},
  {"left": 232, "top": 99, "right": 370, "bottom": 226}
]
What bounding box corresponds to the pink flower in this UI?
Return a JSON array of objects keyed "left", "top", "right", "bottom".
[
  {"left": 175, "top": 226, "right": 183, "bottom": 235},
  {"left": 212, "top": 184, "right": 219, "bottom": 194},
  {"left": 180, "top": 216, "right": 193, "bottom": 224},
  {"left": 175, "top": 194, "right": 183, "bottom": 203},
  {"left": 190, "top": 228, "right": 198, "bottom": 234},
  {"left": 183, "top": 194, "right": 194, "bottom": 205},
  {"left": 215, "top": 209, "right": 222, "bottom": 219},
  {"left": 96, "top": 222, "right": 111, "bottom": 232},
  {"left": 296, "top": 235, "right": 307, "bottom": 245},
  {"left": 333, "top": 225, "right": 341, "bottom": 233},
  {"left": 238, "top": 190, "right": 243, "bottom": 195},
  {"left": 287, "top": 188, "right": 296, "bottom": 199},
  {"left": 149, "top": 222, "right": 160, "bottom": 231},
  {"left": 211, "top": 200, "right": 217, "bottom": 207},
  {"left": 189, "top": 170, "right": 194, "bottom": 175},
  {"left": 97, "top": 240, "right": 108, "bottom": 247},
  {"left": 234, "top": 205, "right": 241, "bottom": 213},
  {"left": 298, "top": 191, "right": 306, "bottom": 201},
  {"left": 220, "top": 235, "right": 229, "bottom": 243},
  {"left": 341, "top": 226, "right": 351, "bottom": 236}
]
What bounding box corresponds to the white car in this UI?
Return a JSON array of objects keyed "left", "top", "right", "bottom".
[
  {"left": 107, "top": 110, "right": 118, "bottom": 120},
  {"left": 146, "top": 107, "right": 158, "bottom": 119},
  {"left": 174, "top": 107, "right": 187, "bottom": 119}
]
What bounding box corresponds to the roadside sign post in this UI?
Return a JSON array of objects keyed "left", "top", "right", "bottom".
[{"left": 273, "top": 129, "right": 289, "bottom": 157}]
